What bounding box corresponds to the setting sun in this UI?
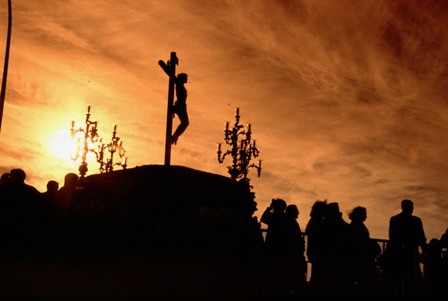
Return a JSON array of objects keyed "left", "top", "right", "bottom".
[{"left": 49, "top": 129, "right": 77, "bottom": 161}]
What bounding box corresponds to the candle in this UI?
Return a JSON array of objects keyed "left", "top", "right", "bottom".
[
  {"left": 225, "top": 122, "right": 229, "bottom": 131},
  {"left": 259, "top": 160, "right": 262, "bottom": 169},
  {"left": 236, "top": 108, "right": 240, "bottom": 116},
  {"left": 253, "top": 140, "right": 256, "bottom": 148},
  {"left": 71, "top": 120, "right": 75, "bottom": 128},
  {"left": 217, "top": 143, "right": 221, "bottom": 152},
  {"left": 247, "top": 123, "right": 251, "bottom": 133},
  {"left": 87, "top": 105, "right": 91, "bottom": 113},
  {"left": 114, "top": 124, "right": 117, "bottom": 132}
]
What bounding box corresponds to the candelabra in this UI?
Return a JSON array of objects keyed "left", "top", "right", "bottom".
[
  {"left": 96, "top": 124, "right": 127, "bottom": 173},
  {"left": 217, "top": 108, "right": 262, "bottom": 181},
  {"left": 70, "top": 105, "right": 99, "bottom": 178}
]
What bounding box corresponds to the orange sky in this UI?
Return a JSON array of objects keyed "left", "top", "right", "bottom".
[{"left": 0, "top": 0, "right": 447, "bottom": 241}]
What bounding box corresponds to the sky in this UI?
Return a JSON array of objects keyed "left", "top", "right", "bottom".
[{"left": 0, "top": 0, "right": 447, "bottom": 241}]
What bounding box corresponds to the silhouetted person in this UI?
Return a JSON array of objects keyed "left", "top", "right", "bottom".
[
  {"left": 319, "top": 202, "right": 353, "bottom": 295},
  {"left": 441, "top": 227, "right": 448, "bottom": 249},
  {"left": 0, "top": 171, "right": 9, "bottom": 185},
  {"left": 8, "top": 168, "right": 41, "bottom": 212},
  {"left": 0, "top": 172, "right": 10, "bottom": 194},
  {"left": 35, "top": 179, "right": 59, "bottom": 251},
  {"left": 0, "top": 172, "right": 10, "bottom": 206},
  {"left": 261, "top": 198, "right": 287, "bottom": 255},
  {"left": 6, "top": 168, "right": 42, "bottom": 253},
  {"left": 55, "top": 172, "right": 79, "bottom": 218},
  {"left": 260, "top": 198, "right": 287, "bottom": 295},
  {"left": 53, "top": 172, "right": 84, "bottom": 253},
  {"left": 421, "top": 238, "right": 444, "bottom": 295},
  {"left": 170, "top": 72, "right": 189, "bottom": 145},
  {"left": 41, "top": 180, "right": 59, "bottom": 204},
  {"left": 348, "top": 206, "right": 381, "bottom": 295},
  {"left": 0, "top": 172, "right": 11, "bottom": 254},
  {"left": 283, "top": 204, "right": 308, "bottom": 295},
  {"left": 305, "top": 200, "right": 328, "bottom": 295},
  {"left": 439, "top": 228, "right": 448, "bottom": 295},
  {"left": 40, "top": 180, "right": 59, "bottom": 215},
  {"left": 387, "top": 199, "right": 427, "bottom": 295}
]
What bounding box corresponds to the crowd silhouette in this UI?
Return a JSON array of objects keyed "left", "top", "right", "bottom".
[{"left": 0, "top": 167, "right": 447, "bottom": 296}]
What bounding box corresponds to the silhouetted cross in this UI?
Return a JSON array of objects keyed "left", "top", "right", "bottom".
[{"left": 158, "top": 52, "right": 178, "bottom": 166}]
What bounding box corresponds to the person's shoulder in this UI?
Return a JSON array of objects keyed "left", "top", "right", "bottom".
[
  {"left": 390, "top": 212, "right": 402, "bottom": 220},
  {"left": 410, "top": 215, "right": 423, "bottom": 222},
  {"left": 25, "top": 183, "right": 40, "bottom": 194}
]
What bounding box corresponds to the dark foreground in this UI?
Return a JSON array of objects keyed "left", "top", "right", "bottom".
[{"left": 0, "top": 255, "right": 273, "bottom": 299}]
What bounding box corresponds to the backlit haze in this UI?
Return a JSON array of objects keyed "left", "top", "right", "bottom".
[{"left": 0, "top": 0, "right": 447, "bottom": 241}]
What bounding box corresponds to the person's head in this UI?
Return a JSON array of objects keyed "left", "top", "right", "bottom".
[
  {"left": 326, "top": 202, "right": 342, "bottom": 219},
  {"left": 310, "top": 200, "right": 328, "bottom": 218},
  {"left": 285, "top": 204, "right": 299, "bottom": 219},
  {"left": 64, "top": 173, "right": 79, "bottom": 189},
  {"left": 428, "top": 238, "right": 442, "bottom": 254},
  {"left": 348, "top": 206, "right": 367, "bottom": 222},
  {"left": 46, "top": 180, "right": 59, "bottom": 193},
  {"left": 401, "top": 199, "right": 414, "bottom": 215},
  {"left": 271, "top": 198, "right": 287, "bottom": 213},
  {"left": 177, "top": 73, "right": 188, "bottom": 83},
  {"left": 10, "top": 168, "right": 26, "bottom": 185},
  {"left": 0, "top": 172, "right": 10, "bottom": 185}
]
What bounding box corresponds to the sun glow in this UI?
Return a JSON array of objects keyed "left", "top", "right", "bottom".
[{"left": 49, "top": 129, "right": 78, "bottom": 161}]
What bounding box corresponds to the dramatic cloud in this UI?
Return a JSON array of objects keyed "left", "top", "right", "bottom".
[{"left": 0, "top": 0, "right": 447, "bottom": 240}]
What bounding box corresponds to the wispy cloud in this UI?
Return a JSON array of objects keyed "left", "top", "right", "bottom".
[{"left": 1, "top": 0, "right": 447, "bottom": 240}]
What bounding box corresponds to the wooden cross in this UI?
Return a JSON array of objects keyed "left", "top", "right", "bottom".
[
  {"left": 158, "top": 52, "right": 178, "bottom": 166},
  {"left": 0, "top": 0, "right": 12, "bottom": 132}
]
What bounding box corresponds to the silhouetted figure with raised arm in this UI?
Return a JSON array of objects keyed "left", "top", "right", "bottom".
[
  {"left": 305, "top": 200, "right": 328, "bottom": 295},
  {"left": 348, "top": 206, "right": 381, "bottom": 295},
  {"left": 283, "top": 204, "right": 308, "bottom": 295},
  {"left": 386, "top": 199, "right": 427, "bottom": 296},
  {"left": 261, "top": 198, "right": 287, "bottom": 255},
  {"left": 260, "top": 198, "right": 287, "bottom": 295},
  {"left": 170, "top": 72, "right": 189, "bottom": 145}
]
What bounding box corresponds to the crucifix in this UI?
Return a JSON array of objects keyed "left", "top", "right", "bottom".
[{"left": 159, "top": 52, "right": 178, "bottom": 166}]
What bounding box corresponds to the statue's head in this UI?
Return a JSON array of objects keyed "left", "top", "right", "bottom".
[{"left": 178, "top": 73, "right": 188, "bottom": 83}]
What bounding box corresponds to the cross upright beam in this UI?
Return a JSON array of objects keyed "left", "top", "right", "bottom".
[
  {"left": 159, "top": 52, "right": 178, "bottom": 166},
  {"left": 0, "top": 0, "right": 12, "bottom": 132}
]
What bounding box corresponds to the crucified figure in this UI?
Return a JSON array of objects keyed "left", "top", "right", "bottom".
[{"left": 170, "top": 73, "right": 189, "bottom": 145}]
